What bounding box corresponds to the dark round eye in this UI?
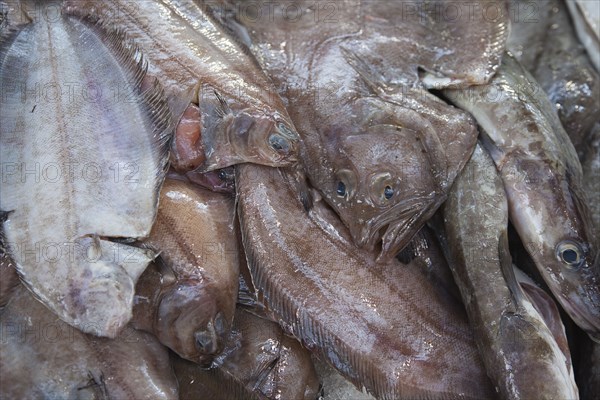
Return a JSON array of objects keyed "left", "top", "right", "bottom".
[
  {"left": 556, "top": 240, "right": 584, "bottom": 268},
  {"left": 384, "top": 185, "right": 394, "bottom": 200},
  {"left": 269, "top": 134, "right": 290, "bottom": 153},
  {"left": 336, "top": 181, "right": 346, "bottom": 197}
]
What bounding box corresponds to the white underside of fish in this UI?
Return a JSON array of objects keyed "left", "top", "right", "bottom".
[{"left": 0, "top": 13, "right": 171, "bottom": 337}]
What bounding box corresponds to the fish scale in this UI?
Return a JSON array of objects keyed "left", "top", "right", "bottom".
[{"left": 0, "top": 12, "right": 172, "bottom": 337}]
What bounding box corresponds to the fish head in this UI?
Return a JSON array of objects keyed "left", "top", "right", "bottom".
[
  {"left": 320, "top": 125, "right": 441, "bottom": 259},
  {"left": 186, "top": 167, "right": 236, "bottom": 194},
  {"left": 227, "top": 109, "right": 301, "bottom": 167},
  {"left": 154, "top": 279, "right": 231, "bottom": 366},
  {"left": 516, "top": 166, "right": 600, "bottom": 340}
]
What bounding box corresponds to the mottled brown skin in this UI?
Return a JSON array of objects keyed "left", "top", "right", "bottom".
[
  {"left": 1, "top": 286, "right": 179, "bottom": 399},
  {"left": 64, "top": 0, "right": 301, "bottom": 173},
  {"left": 508, "top": 0, "right": 600, "bottom": 157},
  {"left": 443, "top": 145, "right": 578, "bottom": 399},
  {"left": 134, "top": 178, "right": 239, "bottom": 365},
  {"left": 174, "top": 307, "right": 320, "bottom": 400},
  {"left": 237, "top": 164, "right": 495, "bottom": 400},
  {"left": 222, "top": 0, "right": 508, "bottom": 259}
]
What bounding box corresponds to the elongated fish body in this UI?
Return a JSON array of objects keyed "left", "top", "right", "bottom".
[
  {"left": 509, "top": 0, "right": 600, "bottom": 156},
  {"left": 0, "top": 286, "right": 179, "bottom": 400},
  {"left": 236, "top": 164, "right": 494, "bottom": 400},
  {"left": 173, "top": 307, "right": 320, "bottom": 400},
  {"left": 444, "top": 144, "right": 578, "bottom": 399},
  {"left": 566, "top": 0, "right": 600, "bottom": 72},
  {"left": 63, "top": 0, "right": 301, "bottom": 173},
  {"left": 133, "top": 178, "right": 239, "bottom": 365},
  {"left": 314, "top": 359, "right": 375, "bottom": 400},
  {"left": 443, "top": 53, "right": 600, "bottom": 340},
  {"left": 220, "top": 0, "right": 507, "bottom": 260},
  {"left": 0, "top": 9, "right": 172, "bottom": 336}
]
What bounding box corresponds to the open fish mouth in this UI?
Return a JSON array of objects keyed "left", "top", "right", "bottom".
[{"left": 349, "top": 193, "right": 437, "bottom": 258}]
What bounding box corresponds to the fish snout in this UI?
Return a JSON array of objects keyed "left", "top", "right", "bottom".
[{"left": 156, "top": 281, "right": 228, "bottom": 364}]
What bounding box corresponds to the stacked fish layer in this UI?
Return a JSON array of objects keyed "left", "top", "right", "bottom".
[{"left": 1, "top": 0, "right": 599, "bottom": 399}]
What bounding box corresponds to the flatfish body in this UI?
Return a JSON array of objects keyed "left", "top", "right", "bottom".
[{"left": 0, "top": 9, "right": 172, "bottom": 337}]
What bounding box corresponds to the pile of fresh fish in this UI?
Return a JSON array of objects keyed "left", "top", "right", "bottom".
[{"left": 0, "top": 0, "right": 598, "bottom": 399}]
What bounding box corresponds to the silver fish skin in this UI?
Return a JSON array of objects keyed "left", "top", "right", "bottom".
[
  {"left": 135, "top": 178, "right": 239, "bottom": 365},
  {"left": 582, "top": 125, "right": 600, "bottom": 234},
  {"left": 0, "top": 286, "right": 179, "bottom": 400},
  {"left": 221, "top": 0, "right": 508, "bottom": 260},
  {"left": 63, "top": 0, "right": 301, "bottom": 173},
  {"left": 566, "top": 0, "right": 600, "bottom": 72},
  {"left": 444, "top": 144, "right": 579, "bottom": 399},
  {"left": 173, "top": 307, "right": 320, "bottom": 400},
  {"left": 508, "top": 0, "right": 600, "bottom": 156},
  {"left": 443, "top": 53, "right": 600, "bottom": 341},
  {"left": 0, "top": 8, "right": 171, "bottom": 336},
  {"left": 237, "top": 164, "right": 495, "bottom": 400}
]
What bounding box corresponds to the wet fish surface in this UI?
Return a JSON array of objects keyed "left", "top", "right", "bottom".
[
  {"left": 134, "top": 177, "right": 239, "bottom": 365},
  {"left": 444, "top": 144, "right": 578, "bottom": 399},
  {"left": 237, "top": 164, "right": 495, "bottom": 400},
  {"left": 217, "top": 0, "right": 507, "bottom": 260},
  {"left": 444, "top": 53, "right": 600, "bottom": 340},
  {"left": 566, "top": 0, "right": 600, "bottom": 72},
  {"left": 173, "top": 306, "right": 320, "bottom": 400},
  {"left": 63, "top": 0, "right": 301, "bottom": 173},
  {"left": 0, "top": 285, "right": 179, "bottom": 400},
  {"left": 0, "top": 6, "right": 171, "bottom": 337}
]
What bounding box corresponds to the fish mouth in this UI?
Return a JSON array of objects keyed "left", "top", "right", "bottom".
[
  {"left": 348, "top": 193, "right": 436, "bottom": 258},
  {"left": 556, "top": 288, "right": 600, "bottom": 339}
]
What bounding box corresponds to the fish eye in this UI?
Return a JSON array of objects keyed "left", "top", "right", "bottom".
[
  {"left": 337, "top": 181, "right": 346, "bottom": 197},
  {"left": 369, "top": 172, "right": 395, "bottom": 206},
  {"left": 268, "top": 134, "right": 290, "bottom": 154},
  {"left": 334, "top": 169, "right": 357, "bottom": 201},
  {"left": 556, "top": 240, "right": 585, "bottom": 268},
  {"left": 276, "top": 121, "right": 297, "bottom": 139},
  {"left": 384, "top": 185, "right": 394, "bottom": 200}
]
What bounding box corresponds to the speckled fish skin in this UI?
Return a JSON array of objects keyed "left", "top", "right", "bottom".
[
  {"left": 0, "top": 8, "right": 172, "bottom": 337},
  {"left": 236, "top": 164, "right": 495, "bottom": 400},
  {"left": 443, "top": 144, "right": 579, "bottom": 399},
  {"left": 63, "top": 0, "right": 301, "bottom": 173},
  {"left": 219, "top": 0, "right": 507, "bottom": 260},
  {"left": 0, "top": 286, "right": 179, "bottom": 400},
  {"left": 443, "top": 53, "right": 600, "bottom": 341},
  {"left": 566, "top": 0, "right": 600, "bottom": 72},
  {"left": 508, "top": 0, "right": 600, "bottom": 156},
  {"left": 173, "top": 307, "right": 320, "bottom": 400},
  {"left": 134, "top": 178, "right": 239, "bottom": 365}
]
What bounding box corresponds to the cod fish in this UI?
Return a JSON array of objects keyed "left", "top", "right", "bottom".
[
  {"left": 237, "top": 164, "right": 494, "bottom": 400},
  {"left": 566, "top": 0, "right": 600, "bottom": 72},
  {"left": 0, "top": 8, "right": 171, "bottom": 336},
  {"left": 444, "top": 53, "right": 600, "bottom": 340},
  {"left": 508, "top": 0, "right": 600, "bottom": 156},
  {"left": 173, "top": 307, "right": 320, "bottom": 400},
  {"left": 444, "top": 144, "right": 578, "bottom": 399},
  {"left": 134, "top": 178, "right": 239, "bottom": 365},
  {"left": 63, "top": 0, "right": 301, "bottom": 173},
  {"left": 221, "top": 0, "right": 507, "bottom": 259},
  {"left": 0, "top": 286, "right": 179, "bottom": 400}
]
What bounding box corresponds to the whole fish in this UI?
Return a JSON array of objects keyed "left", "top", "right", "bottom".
[
  {"left": 444, "top": 144, "right": 578, "bottom": 399},
  {"left": 508, "top": 0, "right": 600, "bottom": 156},
  {"left": 0, "top": 8, "right": 171, "bottom": 336},
  {"left": 443, "top": 53, "right": 600, "bottom": 340},
  {"left": 237, "top": 164, "right": 494, "bottom": 400},
  {"left": 0, "top": 286, "right": 179, "bottom": 399},
  {"left": 566, "top": 0, "right": 600, "bottom": 72},
  {"left": 173, "top": 307, "right": 320, "bottom": 400},
  {"left": 134, "top": 178, "right": 239, "bottom": 365},
  {"left": 63, "top": 0, "right": 301, "bottom": 173},
  {"left": 217, "top": 0, "right": 507, "bottom": 260}
]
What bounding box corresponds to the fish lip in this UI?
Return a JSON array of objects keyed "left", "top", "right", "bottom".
[
  {"left": 348, "top": 192, "right": 436, "bottom": 253},
  {"left": 556, "top": 289, "right": 600, "bottom": 337}
]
